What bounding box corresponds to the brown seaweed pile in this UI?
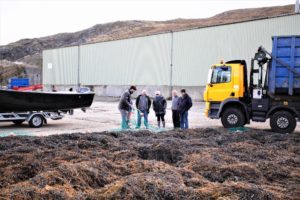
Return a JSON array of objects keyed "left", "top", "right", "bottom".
[{"left": 0, "top": 128, "right": 299, "bottom": 200}]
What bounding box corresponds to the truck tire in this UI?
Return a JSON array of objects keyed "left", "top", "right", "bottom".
[
  {"left": 29, "top": 115, "right": 44, "bottom": 128},
  {"left": 13, "top": 120, "right": 25, "bottom": 125},
  {"left": 270, "top": 111, "right": 296, "bottom": 133},
  {"left": 221, "top": 107, "right": 245, "bottom": 128}
]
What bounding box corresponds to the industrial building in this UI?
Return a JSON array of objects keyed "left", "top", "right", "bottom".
[{"left": 43, "top": 14, "right": 300, "bottom": 100}]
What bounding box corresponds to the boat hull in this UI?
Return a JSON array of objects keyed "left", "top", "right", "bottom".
[{"left": 0, "top": 90, "right": 95, "bottom": 112}]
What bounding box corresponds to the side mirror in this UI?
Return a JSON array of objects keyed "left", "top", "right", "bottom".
[{"left": 257, "top": 90, "right": 261, "bottom": 95}]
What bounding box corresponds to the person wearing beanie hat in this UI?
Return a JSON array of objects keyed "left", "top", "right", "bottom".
[{"left": 153, "top": 91, "right": 167, "bottom": 128}]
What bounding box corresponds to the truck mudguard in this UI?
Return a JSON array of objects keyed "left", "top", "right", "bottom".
[
  {"left": 217, "top": 98, "right": 250, "bottom": 122},
  {"left": 266, "top": 105, "right": 299, "bottom": 119}
]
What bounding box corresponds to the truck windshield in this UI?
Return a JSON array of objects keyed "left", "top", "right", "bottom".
[{"left": 211, "top": 66, "right": 231, "bottom": 84}]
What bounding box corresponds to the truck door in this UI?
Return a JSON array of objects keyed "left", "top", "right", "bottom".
[{"left": 206, "top": 66, "right": 233, "bottom": 102}]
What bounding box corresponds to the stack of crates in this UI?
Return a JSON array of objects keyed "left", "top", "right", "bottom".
[{"left": 8, "top": 78, "right": 30, "bottom": 89}]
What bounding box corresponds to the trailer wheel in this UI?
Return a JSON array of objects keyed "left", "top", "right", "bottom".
[
  {"left": 221, "top": 107, "right": 245, "bottom": 128},
  {"left": 13, "top": 120, "right": 25, "bottom": 125},
  {"left": 29, "top": 115, "right": 44, "bottom": 128},
  {"left": 270, "top": 111, "right": 296, "bottom": 133}
]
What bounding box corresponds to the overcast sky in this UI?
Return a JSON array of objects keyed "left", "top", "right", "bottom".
[{"left": 0, "top": 0, "right": 295, "bottom": 45}]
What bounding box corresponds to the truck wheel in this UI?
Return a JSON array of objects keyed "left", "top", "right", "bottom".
[
  {"left": 270, "top": 111, "right": 296, "bottom": 133},
  {"left": 13, "top": 120, "right": 25, "bottom": 125},
  {"left": 29, "top": 115, "right": 44, "bottom": 128},
  {"left": 221, "top": 108, "right": 245, "bottom": 128}
]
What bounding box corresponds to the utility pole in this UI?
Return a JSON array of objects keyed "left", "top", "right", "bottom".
[
  {"left": 77, "top": 45, "right": 81, "bottom": 92},
  {"left": 169, "top": 31, "right": 174, "bottom": 99}
]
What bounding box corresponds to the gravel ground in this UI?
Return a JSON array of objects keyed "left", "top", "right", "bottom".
[
  {"left": 0, "top": 100, "right": 300, "bottom": 137},
  {"left": 0, "top": 99, "right": 300, "bottom": 136}
]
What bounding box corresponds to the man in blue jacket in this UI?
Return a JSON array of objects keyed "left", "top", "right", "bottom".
[{"left": 178, "top": 89, "right": 193, "bottom": 129}]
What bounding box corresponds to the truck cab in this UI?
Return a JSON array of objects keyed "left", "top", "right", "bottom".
[
  {"left": 204, "top": 60, "right": 249, "bottom": 128},
  {"left": 203, "top": 36, "right": 300, "bottom": 133},
  {"left": 204, "top": 61, "right": 246, "bottom": 102}
]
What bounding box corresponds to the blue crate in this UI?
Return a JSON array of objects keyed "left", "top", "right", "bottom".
[{"left": 9, "top": 78, "right": 30, "bottom": 89}]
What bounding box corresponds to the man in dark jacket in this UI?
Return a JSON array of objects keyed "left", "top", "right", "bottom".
[
  {"left": 118, "top": 86, "right": 137, "bottom": 129},
  {"left": 135, "top": 89, "right": 151, "bottom": 129},
  {"left": 153, "top": 91, "right": 167, "bottom": 128},
  {"left": 178, "top": 89, "right": 193, "bottom": 129}
]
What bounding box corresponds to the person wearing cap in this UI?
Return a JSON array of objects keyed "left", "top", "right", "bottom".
[
  {"left": 153, "top": 91, "right": 167, "bottom": 128},
  {"left": 135, "top": 89, "right": 151, "bottom": 129},
  {"left": 118, "top": 85, "right": 137, "bottom": 129},
  {"left": 171, "top": 90, "right": 180, "bottom": 128},
  {"left": 178, "top": 89, "right": 193, "bottom": 129}
]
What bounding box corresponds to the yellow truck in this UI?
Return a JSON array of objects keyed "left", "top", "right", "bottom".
[{"left": 204, "top": 36, "right": 300, "bottom": 133}]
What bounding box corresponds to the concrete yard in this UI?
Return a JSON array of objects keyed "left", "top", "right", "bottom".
[{"left": 0, "top": 98, "right": 300, "bottom": 137}]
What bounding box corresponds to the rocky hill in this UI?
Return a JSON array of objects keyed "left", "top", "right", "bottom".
[{"left": 0, "top": 4, "right": 295, "bottom": 83}]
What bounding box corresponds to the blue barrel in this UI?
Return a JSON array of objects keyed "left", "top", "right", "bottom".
[{"left": 268, "top": 36, "right": 300, "bottom": 96}]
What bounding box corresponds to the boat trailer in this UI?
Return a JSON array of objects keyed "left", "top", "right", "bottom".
[{"left": 0, "top": 111, "right": 69, "bottom": 128}]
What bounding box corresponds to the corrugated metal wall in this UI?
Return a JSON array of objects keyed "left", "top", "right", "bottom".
[
  {"left": 172, "top": 14, "right": 300, "bottom": 86},
  {"left": 43, "top": 14, "right": 300, "bottom": 86},
  {"left": 80, "top": 34, "right": 171, "bottom": 85},
  {"left": 43, "top": 46, "right": 78, "bottom": 85}
]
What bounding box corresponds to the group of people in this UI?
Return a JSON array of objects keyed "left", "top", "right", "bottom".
[{"left": 118, "top": 86, "right": 193, "bottom": 130}]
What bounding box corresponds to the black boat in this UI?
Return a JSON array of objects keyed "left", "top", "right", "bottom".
[{"left": 0, "top": 89, "right": 95, "bottom": 112}]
